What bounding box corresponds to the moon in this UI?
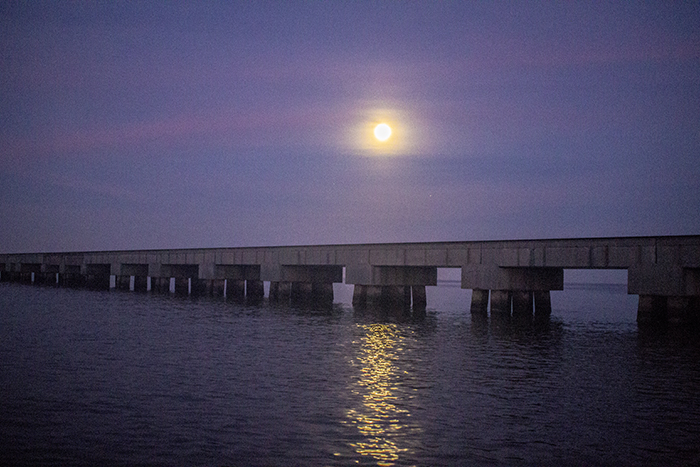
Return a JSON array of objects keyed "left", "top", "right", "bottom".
[{"left": 373, "top": 123, "right": 392, "bottom": 142}]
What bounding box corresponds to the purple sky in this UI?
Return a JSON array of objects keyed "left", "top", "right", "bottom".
[{"left": 1, "top": 1, "right": 699, "bottom": 253}]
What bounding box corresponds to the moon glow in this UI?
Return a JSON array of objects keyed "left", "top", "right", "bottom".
[{"left": 373, "top": 123, "right": 392, "bottom": 142}]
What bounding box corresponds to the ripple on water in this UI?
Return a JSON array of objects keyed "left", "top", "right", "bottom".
[{"left": 0, "top": 282, "right": 699, "bottom": 466}]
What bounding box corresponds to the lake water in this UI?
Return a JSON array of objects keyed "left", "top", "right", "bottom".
[{"left": 1, "top": 276, "right": 699, "bottom": 466}]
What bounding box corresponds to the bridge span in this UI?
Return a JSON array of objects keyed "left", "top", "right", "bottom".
[{"left": 2, "top": 235, "right": 699, "bottom": 324}]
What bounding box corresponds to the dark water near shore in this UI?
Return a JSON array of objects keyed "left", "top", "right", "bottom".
[{"left": 1, "top": 279, "right": 699, "bottom": 466}]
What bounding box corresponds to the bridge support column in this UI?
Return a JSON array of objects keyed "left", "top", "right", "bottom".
[
  {"left": 38, "top": 272, "right": 48, "bottom": 285},
  {"left": 512, "top": 290, "right": 533, "bottom": 313},
  {"left": 151, "top": 277, "right": 170, "bottom": 293},
  {"left": 637, "top": 295, "right": 667, "bottom": 324},
  {"left": 269, "top": 281, "right": 279, "bottom": 301},
  {"left": 40, "top": 273, "right": 50, "bottom": 285},
  {"left": 226, "top": 280, "right": 245, "bottom": 300},
  {"left": 211, "top": 279, "right": 226, "bottom": 296},
  {"left": 116, "top": 275, "right": 130, "bottom": 290},
  {"left": 174, "top": 277, "right": 189, "bottom": 295},
  {"left": 386, "top": 285, "right": 411, "bottom": 309},
  {"left": 667, "top": 297, "right": 695, "bottom": 324},
  {"left": 512, "top": 290, "right": 534, "bottom": 320},
  {"left": 347, "top": 265, "right": 436, "bottom": 311},
  {"left": 60, "top": 273, "right": 79, "bottom": 287},
  {"left": 190, "top": 279, "right": 210, "bottom": 296},
  {"left": 312, "top": 282, "right": 334, "bottom": 308},
  {"left": 352, "top": 285, "right": 411, "bottom": 309},
  {"left": 490, "top": 290, "right": 512, "bottom": 314},
  {"left": 292, "top": 282, "right": 333, "bottom": 308},
  {"left": 269, "top": 281, "right": 291, "bottom": 303},
  {"left": 638, "top": 295, "right": 699, "bottom": 325},
  {"left": 470, "top": 289, "right": 489, "bottom": 315},
  {"left": 534, "top": 291, "right": 552, "bottom": 318},
  {"left": 352, "top": 285, "right": 366, "bottom": 308},
  {"left": 484, "top": 289, "right": 551, "bottom": 319},
  {"left": 37, "top": 272, "right": 58, "bottom": 286},
  {"left": 352, "top": 285, "right": 382, "bottom": 308},
  {"left": 291, "top": 282, "right": 313, "bottom": 305},
  {"left": 263, "top": 265, "right": 340, "bottom": 308},
  {"left": 246, "top": 280, "right": 264, "bottom": 303},
  {"left": 86, "top": 274, "right": 110, "bottom": 290},
  {"left": 512, "top": 290, "right": 534, "bottom": 324},
  {"left": 365, "top": 285, "right": 383, "bottom": 306},
  {"left": 412, "top": 285, "right": 427, "bottom": 310},
  {"left": 270, "top": 281, "right": 333, "bottom": 308},
  {"left": 133, "top": 276, "right": 148, "bottom": 292},
  {"left": 279, "top": 281, "right": 292, "bottom": 302},
  {"left": 462, "top": 266, "right": 562, "bottom": 320}
]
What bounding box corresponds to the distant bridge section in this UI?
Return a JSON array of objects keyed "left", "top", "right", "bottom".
[{"left": 2, "top": 235, "right": 699, "bottom": 324}]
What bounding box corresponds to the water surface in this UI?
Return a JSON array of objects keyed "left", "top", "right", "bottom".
[{"left": 1, "top": 281, "right": 699, "bottom": 466}]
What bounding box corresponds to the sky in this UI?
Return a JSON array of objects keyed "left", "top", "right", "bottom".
[{"left": 1, "top": 1, "right": 699, "bottom": 253}]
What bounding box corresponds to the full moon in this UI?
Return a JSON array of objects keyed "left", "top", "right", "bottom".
[{"left": 373, "top": 123, "right": 392, "bottom": 142}]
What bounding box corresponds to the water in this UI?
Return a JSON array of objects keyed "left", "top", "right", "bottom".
[{"left": 1, "top": 280, "right": 699, "bottom": 466}]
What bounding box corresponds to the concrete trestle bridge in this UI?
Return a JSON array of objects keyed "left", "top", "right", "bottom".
[{"left": 2, "top": 235, "right": 699, "bottom": 324}]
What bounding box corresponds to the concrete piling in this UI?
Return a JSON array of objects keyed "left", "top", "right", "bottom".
[
  {"left": 226, "top": 280, "right": 246, "bottom": 300},
  {"left": 352, "top": 284, "right": 367, "bottom": 308},
  {"left": 212, "top": 279, "right": 226, "bottom": 296},
  {"left": 512, "top": 290, "right": 534, "bottom": 315},
  {"left": 246, "top": 280, "right": 264, "bottom": 303},
  {"left": 637, "top": 295, "right": 667, "bottom": 324},
  {"left": 534, "top": 291, "right": 552, "bottom": 318},
  {"left": 470, "top": 289, "right": 489, "bottom": 315},
  {"left": 269, "top": 281, "right": 279, "bottom": 302},
  {"left": 312, "top": 282, "right": 334, "bottom": 308},
  {"left": 490, "top": 290, "right": 512, "bottom": 314},
  {"left": 291, "top": 282, "right": 313, "bottom": 305},
  {"left": 412, "top": 285, "right": 427, "bottom": 310}
]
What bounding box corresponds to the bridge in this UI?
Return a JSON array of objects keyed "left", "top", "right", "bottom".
[{"left": 2, "top": 235, "right": 699, "bottom": 324}]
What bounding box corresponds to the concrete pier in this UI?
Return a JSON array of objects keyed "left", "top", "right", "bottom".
[
  {"left": 534, "top": 291, "right": 552, "bottom": 318},
  {"left": 412, "top": 285, "right": 427, "bottom": 310},
  {"left": 512, "top": 290, "right": 534, "bottom": 315},
  {"left": 2, "top": 235, "right": 699, "bottom": 325},
  {"left": 490, "top": 290, "right": 512, "bottom": 314},
  {"left": 269, "top": 281, "right": 335, "bottom": 308},
  {"left": 470, "top": 289, "right": 489, "bottom": 316},
  {"left": 637, "top": 294, "right": 700, "bottom": 325},
  {"left": 246, "top": 280, "right": 264, "bottom": 303},
  {"left": 151, "top": 277, "right": 169, "bottom": 293},
  {"left": 116, "top": 275, "right": 130, "bottom": 290},
  {"left": 312, "top": 282, "right": 334, "bottom": 308},
  {"left": 351, "top": 284, "right": 424, "bottom": 310},
  {"left": 226, "top": 280, "right": 246, "bottom": 299},
  {"left": 290, "top": 282, "right": 312, "bottom": 305},
  {"left": 269, "top": 281, "right": 289, "bottom": 303},
  {"left": 211, "top": 279, "right": 226, "bottom": 296}
]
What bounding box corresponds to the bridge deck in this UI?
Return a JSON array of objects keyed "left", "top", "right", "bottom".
[{"left": 2, "top": 235, "right": 699, "bottom": 323}]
